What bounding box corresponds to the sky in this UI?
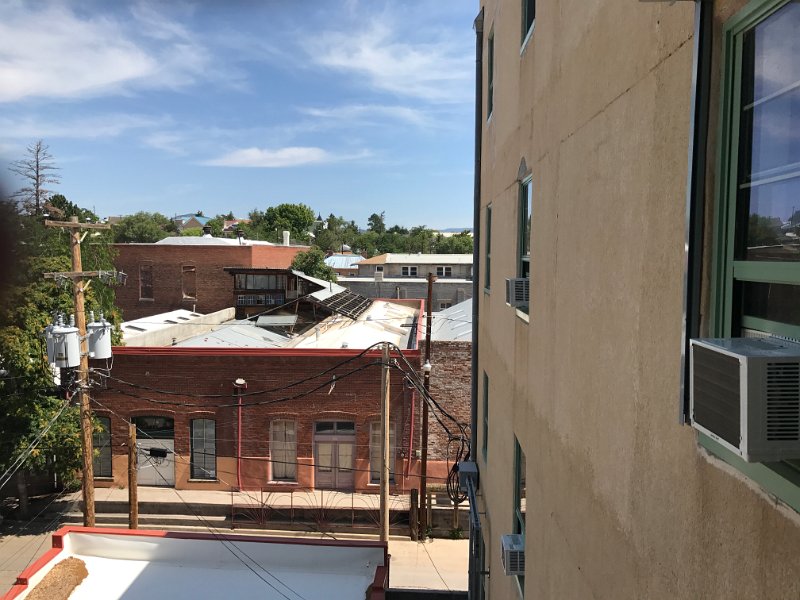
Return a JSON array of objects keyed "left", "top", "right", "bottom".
[{"left": 0, "top": 0, "right": 478, "bottom": 230}]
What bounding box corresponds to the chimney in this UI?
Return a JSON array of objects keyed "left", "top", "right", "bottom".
[
  {"left": 282, "top": 230, "right": 290, "bottom": 246},
  {"left": 202, "top": 226, "right": 213, "bottom": 238}
]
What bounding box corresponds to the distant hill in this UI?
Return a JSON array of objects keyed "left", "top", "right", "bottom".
[{"left": 438, "top": 227, "right": 473, "bottom": 233}]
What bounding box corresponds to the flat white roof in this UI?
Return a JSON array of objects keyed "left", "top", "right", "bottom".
[
  {"left": 357, "top": 253, "right": 473, "bottom": 265},
  {"left": 7, "top": 528, "right": 387, "bottom": 600}
]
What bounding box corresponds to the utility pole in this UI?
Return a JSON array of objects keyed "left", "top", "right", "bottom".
[
  {"left": 419, "top": 272, "right": 436, "bottom": 539},
  {"left": 44, "top": 216, "right": 111, "bottom": 527},
  {"left": 380, "top": 342, "right": 391, "bottom": 542},
  {"left": 128, "top": 422, "right": 138, "bottom": 529}
]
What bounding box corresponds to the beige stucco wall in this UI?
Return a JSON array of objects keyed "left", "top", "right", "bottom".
[{"left": 477, "top": 1, "right": 800, "bottom": 598}]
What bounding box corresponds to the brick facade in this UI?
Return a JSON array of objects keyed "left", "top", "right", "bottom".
[
  {"left": 427, "top": 341, "right": 472, "bottom": 462},
  {"left": 114, "top": 243, "right": 308, "bottom": 320},
  {"left": 91, "top": 346, "right": 460, "bottom": 493}
]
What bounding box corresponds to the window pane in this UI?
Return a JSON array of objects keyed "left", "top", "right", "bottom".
[
  {"left": 316, "top": 421, "right": 335, "bottom": 433},
  {"left": 93, "top": 417, "right": 112, "bottom": 478},
  {"left": 336, "top": 421, "right": 355, "bottom": 433},
  {"left": 737, "top": 3, "right": 800, "bottom": 261},
  {"left": 369, "top": 422, "right": 395, "bottom": 484},
  {"left": 742, "top": 281, "right": 800, "bottom": 328},
  {"left": 271, "top": 420, "right": 296, "bottom": 480},
  {"left": 191, "top": 419, "right": 215, "bottom": 479}
]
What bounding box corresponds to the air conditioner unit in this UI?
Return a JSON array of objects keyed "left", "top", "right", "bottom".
[
  {"left": 500, "top": 534, "right": 525, "bottom": 576},
  {"left": 690, "top": 337, "right": 800, "bottom": 462},
  {"left": 506, "top": 278, "right": 529, "bottom": 308},
  {"left": 374, "top": 271, "right": 384, "bottom": 282}
]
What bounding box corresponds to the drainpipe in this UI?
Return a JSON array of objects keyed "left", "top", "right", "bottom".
[
  {"left": 679, "top": 0, "right": 712, "bottom": 424},
  {"left": 234, "top": 378, "right": 247, "bottom": 490},
  {"left": 469, "top": 8, "right": 484, "bottom": 600}
]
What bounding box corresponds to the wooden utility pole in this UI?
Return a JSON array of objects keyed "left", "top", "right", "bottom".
[
  {"left": 380, "top": 342, "right": 391, "bottom": 542},
  {"left": 128, "top": 422, "right": 138, "bottom": 529},
  {"left": 44, "top": 217, "right": 111, "bottom": 527},
  {"left": 419, "top": 272, "right": 436, "bottom": 539}
]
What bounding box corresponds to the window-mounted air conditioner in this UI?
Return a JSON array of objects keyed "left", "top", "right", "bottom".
[
  {"left": 690, "top": 337, "right": 800, "bottom": 462},
  {"left": 506, "top": 278, "right": 529, "bottom": 308},
  {"left": 500, "top": 534, "right": 525, "bottom": 576}
]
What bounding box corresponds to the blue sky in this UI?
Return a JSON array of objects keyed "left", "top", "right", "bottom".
[{"left": 0, "top": 0, "right": 478, "bottom": 229}]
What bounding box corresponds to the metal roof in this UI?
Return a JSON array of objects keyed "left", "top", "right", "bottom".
[
  {"left": 308, "top": 289, "right": 373, "bottom": 320},
  {"left": 355, "top": 253, "right": 473, "bottom": 265},
  {"left": 431, "top": 298, "right": 472, "bottom": 342},
  {"left": 153, "top": 236, "right": 278, "bottom": 246},
  {"left": 255, "top": 315, "right": 298, "bottom": 327},
  {"left": 324, "top": 254, "right": 365, "bottom": 269},
  {"left": 174, "top": 320, "right": 292, "bottom": 348}
]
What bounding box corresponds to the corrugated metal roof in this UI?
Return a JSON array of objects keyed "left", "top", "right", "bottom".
[
  {"left": 431, "top": 298, "right": 472, "bottom": 342},
  {"left": 175, "top": 320, "right": 292, "bottom": 348},
  {"left": 324, "top": 254, "right": 365, "bottom": 269},
  {"left": 356, "top": 253, "right": 473, "bottom": 265},
  {"left": 255, "top": 315, "right": 298, "bottom": 327},
  {"left": 292, "top": 270, "right": 347, "bottom": 298}
]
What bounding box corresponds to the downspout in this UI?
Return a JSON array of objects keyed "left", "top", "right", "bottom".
[
  {"left": 679, "top": 0, "right": 712, "bottom": 424},
  {"left": 469, "top": 8, "right": 484, "bottom": 600},
  {"left": 470, "top": 8, "right": 484, "bottom": 468}
]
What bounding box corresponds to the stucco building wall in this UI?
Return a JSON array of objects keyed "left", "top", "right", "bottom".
[{"left": 477, "top": 1, "right": 800, "bottom": 599}]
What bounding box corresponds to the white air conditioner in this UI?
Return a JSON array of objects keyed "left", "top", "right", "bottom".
[
  {"left": 690, "top": 337, "right": 800, "bottom": 462},
  {"left": 374, "top": 271, "right": 384, "bottom": 282},
  {"left": 506, "top": 278, "right": 529, "bottom": 307},
  {"left": 500, "top": 534, "right": 525, "bottom": 576}
]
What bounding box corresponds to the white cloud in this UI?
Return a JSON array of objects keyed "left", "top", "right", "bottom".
[
  {"left": 0, "top": 114, "right": 166, "bottom": 140},
  {"left": 300, "top": 104, "right": 431, "bottom": 127},
  {"left": 306, "top": 19, "right": 472, "bottom": 104},
  {"left": 0, "top": 3, "right": 220, "bottom": 103},
  {"left": 141, "top": 131, "right": 188, "bottom": 156},
  {"left": 202, "top": 146, "right": 370, "bottom": 168}
]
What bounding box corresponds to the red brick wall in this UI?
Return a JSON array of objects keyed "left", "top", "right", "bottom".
[
  {"left": 426, "top": 341, "right": 472, "bottom": 462},
  {"left": 114, "top": 244, "right": 307, "bottom": 320},
  {"left": 93, "top": 348, "right": 420, "bottom": 491}
]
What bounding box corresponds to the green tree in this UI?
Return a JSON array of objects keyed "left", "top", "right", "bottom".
[
  {"left": 113, "top": 212, "right": 173, "bottom": 243},
  {"left": 249, "top": 203, "right": 316, "bottom": 243},
  {"left": 291, "top": 247, "right": 337, "bottom": 282},
  {"left": 0, "top": 199, "right": 120, "bottom": 511},
  {"left": 433, "top": 231, "right": 474, "bottom": 253},
  {"left": 367, "top": 212, "right": 386, "bottom": 234},
  {"left": 45, "top": 194, "right": 98, "bottom": 222}
]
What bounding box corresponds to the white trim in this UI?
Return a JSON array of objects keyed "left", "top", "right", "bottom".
[{"left": 520, "top": 20, "right": 535, "bottom": 54}]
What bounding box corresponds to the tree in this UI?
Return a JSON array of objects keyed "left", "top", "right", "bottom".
[
  {"left": 8, "top": 140, "right": 61, "bottom": 215},
  {"left": 434, "top": 231, "right": 474, "bottom": 254},
  {"left": 291, "top": 247, "right": 337, "bottom": 282},
  {"left": 0, "top": 198, "right": 120, "bottom": 509},
  {"left": 113, "top": 212, "right": 173, "bottom": 243},
  {"left": 45, "top": 194, "right": 98, "bottom": 222},
  {"left": 249, "top": 203, "right": 316, "bottom": 243},
  {"left": 367, "top": 212, "right": 386, "bottom": 234}
]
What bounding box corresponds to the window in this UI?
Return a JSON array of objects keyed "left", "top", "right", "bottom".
[
  {"left": 369, "top": 422, "right": 395, "bottom": 484},
  {"left": 519, "top": 177, "right": 532, "bottom": 280},
  {"left": 436, "top": 266, "right": 452, "bottom": 278},
  {"left": 513, "top": 437, "right": 526, "bottom": 591},
  {"left": 93, "top": 416, "right": 112, "bottom": 478},
  {"left": 271, "top": 420, "right": 297, "bottom": 481},
  {"left": 182, "top": 265, "right": 196, "bottom": 300},
  {"left": 401, "top": 266, "right": 418, "bottom": 277},
  {"left": 521, "top": 0, "right": 535, "bottom": 46},
  {"left": 439, "top": 302, "right": 453, "bottom": 310},
  {"left": 235, "top": 273, "right": 288, "bottom": 290},
  {"left": 714, "top": 0, "right": 800, "bottom": 341},
  {"left": 487, "top": 29, "right": 494, "bottom": 119},
  {"left": 708, "top": 0, "right": 800, "bottom": 509},
  {"left": 376, "top": 265, "right": 384, "bottom": 272},
  {"left": 139, "top": 264, "right": 153, "bottom": 300},
  {"left": 190, "top": 419, "right": 216, "bottom": 480},
  {"left": 482, "top": 374, "right": 489, "bottom": 460},
  {"left": 485, "top": 205, "right": 492, "bottom": 290}
]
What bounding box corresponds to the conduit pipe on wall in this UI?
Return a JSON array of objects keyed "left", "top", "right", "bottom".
[{"left": 234, "top": 378, "right": 247, "bottom": 489}]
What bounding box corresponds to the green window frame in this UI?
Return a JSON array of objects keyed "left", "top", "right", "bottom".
[
  {"left": 482, "top": 373, "right": 489, "bottom": 461},
  {"left": 487, "top": 28, "right": 495, "bottom": 119},
  {"left": 93, "top": 416, "right": 112, "bottom": 478},
  {"left": 190, "top": 419, "right": 216, "bottom": 480},
  {"left": 708, "top": 0, "right": 800, "bottom": 512},
  {"left": 485, "top": 205, "right": 492, "bottom": 290}
]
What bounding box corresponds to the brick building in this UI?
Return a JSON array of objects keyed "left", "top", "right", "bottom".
[
  {"left": 90, "top": 294, "right": 471, "bottom": 493},
  {"left": 114, "top": 237, "right": 309, "bottom": 320}
]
